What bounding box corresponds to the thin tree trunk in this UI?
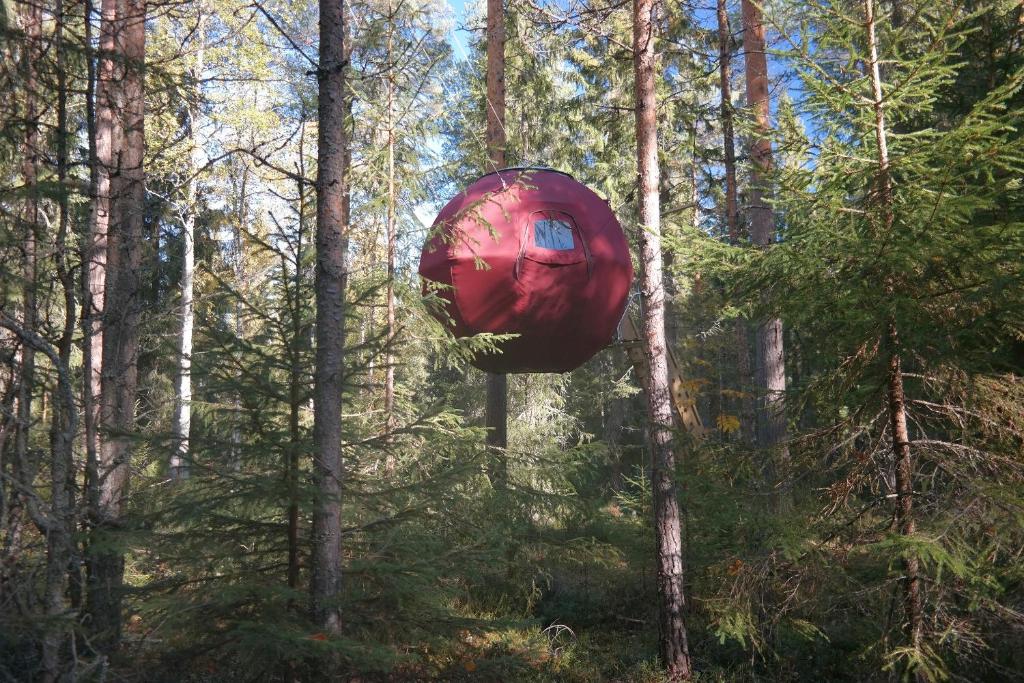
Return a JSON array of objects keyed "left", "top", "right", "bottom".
[
  {"left": 604, "top": 366, "right": 626, "bottom": 494},
  {"left": 34, "top": 0, "right": 75, "bottom": 677},
  {"left": 310, "top": 0, "right": 348, "bottom": 634},
  {"left": 0, "top": 317, "right": 78, "bottom": 683},
  {"left": 632, "top": 0, "right": 691, "bottom": 677},
  {"left": 171, "top": 15, "right": 206, "bottom": 481},
  {"left": 384, "top": 10, "right": 397, "bottom": 439},
  {"left": 717, "top": 0, "right": 739, "bottom": 246},
  {"left": 718, "top": 0, "right": 753, "bottom": 443},
  {"left": 287, "top": 124, "right": 308, "bottom": 600},
  {"left": 230, "top": 174, "right": 246, "bottom": 471},
  {"left": 485, "top": 0, "right": 509, "bottom": 468},
  {"left": 864, "top": 0, "right": 924, "bottom": 661},
  {"left": 14, "top": 0, "right": 41, "bottom": 567},
  {"left": 85, "top": 0, "right": 119, "bottom": 483},
  {"left": 741, "top": 0, "right": 788, "bottom": 479},
  {"left": 46, "top": 106, "right": 78, "bottom": 678},
  {"left": 89, "top": 0, "right": 146, "bottom": 651}
]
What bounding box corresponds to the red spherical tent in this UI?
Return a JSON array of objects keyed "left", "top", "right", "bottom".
[{"left": 419, "top": 168, "right": 633, "bottom": 373}]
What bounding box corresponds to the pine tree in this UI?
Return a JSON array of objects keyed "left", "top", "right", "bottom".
[
  {"left": 310, "top": 0, "right": 348, "bottom": 635},
  {"left": 632, "top": 0, "right": 692, "bottom": 677}
]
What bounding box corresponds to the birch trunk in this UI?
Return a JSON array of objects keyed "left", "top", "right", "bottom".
[
  {"left": 171, "top": 15, "right": 206, "bottom": 481},
  {"left": 632, "top": 0, "right": 691, "bottom": 677}
]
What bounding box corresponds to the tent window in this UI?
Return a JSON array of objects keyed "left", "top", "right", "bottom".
[{"left": 534, "top": 218, "right": 575, "bottom": 250}]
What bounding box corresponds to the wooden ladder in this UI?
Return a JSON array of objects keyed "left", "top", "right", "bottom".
[{"left": 618, "top": 315, "right": 705, "bottom": 437}]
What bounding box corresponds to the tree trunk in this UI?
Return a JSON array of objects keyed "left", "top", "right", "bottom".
[
  {"left": 603, "top": 370, "right": 626, "bottom": 494},
  {"left": 741, "top": 0, "right": 788, "bottom": 477},
  {"left": 485, "top": 0, "right": 509, "bottom": 467},
  {"left": 14, "top": 0, "right": 41, "bottom": 572},
  {"left": 85, "top": 0, "right": 119, "bottom": 486},
  {"left": 717, "top": 0, "right": 739, "bottom": 245},
  {"left": 310, "top": 0, "right": 348, "bottom": 634},
  {"left": 864, "top": 0, "right": 924, "bottom": 661},
  {"left": 288, "top": 127, "right": 308, "bottom": 601},
  {"left": 43, "top": 3, "right": 77, "bottom": 677},
  {"left": 632, "top": 0, "right": 692, "bottom": 678},
  {"left": 171, "top": 15, "right": 206, "bottom": 481},
  {"left": 88, "top": 0, "right": 145, "bottom": 651},
  {"left": 384, "top": 11, "right": 397, "bottom": 439},
  {"left": 716, "top": 0, "right": 754, "bottom": 443}
]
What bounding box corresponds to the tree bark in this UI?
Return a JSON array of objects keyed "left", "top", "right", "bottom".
[
  {"left": 14, "top": 0, "right": 41, "bottom": 574},
  {"left": 310, "top": 0, "right": 348, "bottom": 634},
  {"left": 632, "top": 0, "right": 692, "bottom": 678},
  {"left": 384, "top": 9, "right": 397, "bottom": 439},
  {"left": 741, "top": 0, "right": 788, "bottom": 477},
  {"left": 717, "top": 0, "right": 739, "bottom": 245},
  {"left": 717, "top": 0, "right": 755, "bottom": 444},
  {"left": 171, "top": 14, "right": 206, "bottom": 481},
  {"left": 485, "top": 0, "right": 509, "bottom": 469},
  {"left": 43, "top": 3, "right": 77, "bottom": 677},
  {"left": 864, "top": 0, "right": 924, "bottom": 660},
  {"left": 85, "top": 0, "right": 119, "bottom": 486},
  {"left": 88, "top": 0, "right": 146, "bottom": 651}
]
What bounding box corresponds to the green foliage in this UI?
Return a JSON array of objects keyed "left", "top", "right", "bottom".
[{"left": 2, "top": 0, "right": 1023, "bottom": 681}]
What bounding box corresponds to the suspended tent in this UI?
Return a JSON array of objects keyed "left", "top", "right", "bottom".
[{"left": 419, "top": 167, "right": 633, "bottom": 373}]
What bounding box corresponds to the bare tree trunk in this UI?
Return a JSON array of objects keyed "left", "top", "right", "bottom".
[
  {"left": 716, "top": 1, "right": 755, "bottom": 443},
  {"left": 88, "top": 0, "right": 145, "bottom": 651},
  {"left": 384, "top": 10, "right": 397, "bottom": 439},
  {"left": 741, "top": 0, "right": 788, "bottom": 481},
  {"left": 485, "top": 0, "right": 509, "bottom": 468},
  {"left": 230, "top": 182, "right": 245, "bottom": 470},
  {"left": 604, "top": 370, "right": 626, "bottom": 494},
  {"left": 716, "top": 5, "right": 757, "bottom": 446},
  {"left": 42, "top": 3, "right": 79, "bottom": 676},
  {"left": 171, "top": 14, "right": 206, "bottom": 481},
  {"left": 0, "top": 316, "right": 78, "bottom": 683},
  {"left": 717, "top": 0, "right": 738, "bottom": 246},
  {"left": 864, "top": 0, "right": 924, "bottom": 663},
  {"left": 310, "top": 0, "right": 348, "bottom": 634},
  {"left": 287, "top": 124, "right": 309, "bottom": 602},
  {"left": 632, "top": 0, "right": 691, "bottom": 677},
  {"left": 14, "top": 0, "right": 41, "bottom": 569},
  {"left": 85, "top": 0, "right": 119, "bottom": 485}
]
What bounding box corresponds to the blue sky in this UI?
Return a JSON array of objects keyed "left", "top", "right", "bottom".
[{"left": 446, "top": 0, "right": 472, "bottom": 61}]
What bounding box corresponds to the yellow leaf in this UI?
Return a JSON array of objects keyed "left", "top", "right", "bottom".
[{"left": 717, "top": 414, "right": 741, "bottom": 434}]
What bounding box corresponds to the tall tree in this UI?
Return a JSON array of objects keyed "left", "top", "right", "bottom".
[
  {"left": 384, "top": 2, "right": 397, "bottom": 438},
  {"left": 863, "top": 0, "right": 923, "bottom": 660},
  {"left": 84, "top": 0, "right": 119, "bottom": 488},
  {"left": 716, "top": 0, "right": 754, "bottom": 443},
  {"left": 171, "top": 11, "right": 206, "bottom": 480},
  {"left": 88, "top": 0, "right": 146, "bottom": 650},
  {"left": 13, "top": 0, "right": 41, "bottom": 563},
  {"left": 717, "top": 0, "right": 738, "bottom": 245},
  {"left": 740, "top": 0, "right": 787, "bottom": 475},
  {"left": 485, "top": 0, "right": 509, "bottom": 468},
  {"left": 632, "top": 0, "right": 691, "bottom": 677},
  {"left": 310, "top": 0, "right": 348, "bottom": 634},
  {"left": 44, "top": 0, "right": 77, "bottom": 674}
]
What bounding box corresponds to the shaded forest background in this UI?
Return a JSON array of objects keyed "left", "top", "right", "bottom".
[{"left": 1, "top": 0, "right": 1023, "bottom": 680}]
